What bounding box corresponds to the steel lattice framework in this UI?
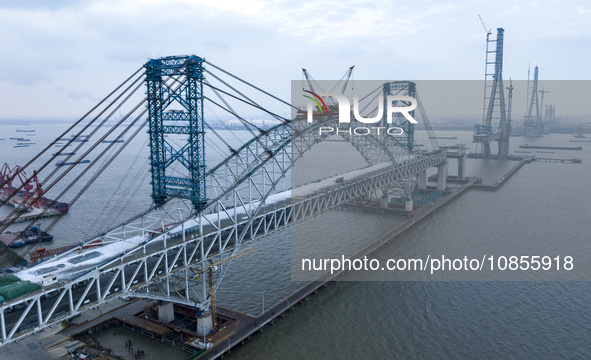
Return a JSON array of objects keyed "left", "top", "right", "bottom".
[
  {"left": 146, "top": 55, "right": 207, "bottom": 211},
  {"left": 382, "top": 81, "right": 416, "bottom": 152},
  {"left": 0, "top": 67, "right": 447, "bottom": 346}
]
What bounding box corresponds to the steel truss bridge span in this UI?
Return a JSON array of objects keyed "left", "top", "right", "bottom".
[{"left": 0, "top": 58, "right": 446, "bottom": 345}]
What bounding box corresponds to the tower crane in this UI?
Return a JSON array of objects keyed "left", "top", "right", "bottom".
[
  {"left": 478, "top": 14, "right": 491, "bottom": 35},
  {"left": 506, "top": 79, "right": 514, "bottom": 135},
  {"left": 202, "top": 247, "right": 255, "bottom": 327},
  {"left": 539, "top": 89, "right": 551, "bottom": 122}
]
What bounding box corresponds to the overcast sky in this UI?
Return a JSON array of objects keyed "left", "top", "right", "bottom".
[{"left": 0, "top": 0, "right": 589, "bottom": 119}]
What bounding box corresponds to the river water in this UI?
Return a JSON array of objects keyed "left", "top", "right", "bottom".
[
  {"left": 1, "top": 123, "right": 590, "bottom": 359},
  {"left": 218, "top": 130, "right": 591, "bottom": 359}
]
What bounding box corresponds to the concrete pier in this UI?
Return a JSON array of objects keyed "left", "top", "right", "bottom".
[
  {"left": 158, "top": 302, "right": 175, "bottom": 323},
  {"left": 436, "top": 163, "right": 447, "bottom": 191},
  {"left": 404, "top": 198, "right": 413, "bottom": 212},
  {"left": 197, "top": 312, "right": 214, "bottom": 337},
  {"left": 417, "top": 170, "right": 427, "bottom": 190},
  {"left": 380, "top": 195, "right": 389, "bottom": 208}
]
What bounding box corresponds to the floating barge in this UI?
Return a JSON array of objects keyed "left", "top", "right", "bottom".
[
  {"left": 0, "top": 226, "right": 53, "bottom": 249},
  {"left": 519, "top": 144, "right": 582, "bottom": 151},
  {"left": 55, "top": 159, "right": 90, "bottom": 166},
  {"left": 0, "top": 163, "right": 69, "bottom": 224}
]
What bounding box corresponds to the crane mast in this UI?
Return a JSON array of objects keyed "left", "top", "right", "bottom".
[
  {"left": 302, "top": 68, "right": 316, "bottom": 94},
  {"left": 340, "top": 65, "right": 355, "bottom": 94},
  {"left": 204, "top": 247, "right": 255, "bottom": 328}
]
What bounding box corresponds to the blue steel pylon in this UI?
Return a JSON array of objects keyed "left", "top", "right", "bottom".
[{"left": 145, "top": 55, "right": 206, "bottom": 212}]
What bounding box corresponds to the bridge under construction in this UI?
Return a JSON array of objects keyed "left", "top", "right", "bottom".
[
  {"left": 0, "top": 55, "right": 449, "bottom": 349},
  {"left": 0, "top": 53, "right": 582, "bottom": 359}
]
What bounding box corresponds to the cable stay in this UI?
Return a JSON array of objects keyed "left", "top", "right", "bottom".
[
  {"left": 0, "top": 67, "right": 145, "bottom": 210},
  {"left": 204, "top": 60, "right": 298, "bottom": 110}
]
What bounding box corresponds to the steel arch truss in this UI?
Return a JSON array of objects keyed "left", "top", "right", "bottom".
[{"left": 0, "top": 104, "right": 447, "bottom": 347}]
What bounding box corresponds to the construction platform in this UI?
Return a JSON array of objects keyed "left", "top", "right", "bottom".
[
  {"left": 61, "top": 299, "right": 204, "bottom": 356},
  {"left": 470, "top": 156, "right": 533, "bottom": 191},
  {"left": 519, "top": 144, "right": 582, "bottom": 150},
  {"left": 0, "top": 207, "right": 64, "bottom": 225},
  {"left": 533, "top": 157, "right": 582, "bottom": 163}
]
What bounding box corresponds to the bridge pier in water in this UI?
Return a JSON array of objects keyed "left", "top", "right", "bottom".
[
  {"left": 417, "top": 170, "right": 427, "bottom": 190},
  {"left": 458, "top": 154, "right": 465, "bottom": 179},
  {"left": 380, "top": 194, "right": 389, "bottom": 208},
  {"left": 440, "top": 144, "right": 467, "bottom": 180},
  {"left": 437, "top": 163, "right": 447, "bottom": 191},
  {"left": 416, "top": 161, "right": 447, "bottom": 191},
  {"left": 405, "top": 198, "right": 414, "bottom": 212}
]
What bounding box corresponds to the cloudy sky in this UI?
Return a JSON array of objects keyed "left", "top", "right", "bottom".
[{"left": 0, "top": 0, "right": 589, "bottom": 119}]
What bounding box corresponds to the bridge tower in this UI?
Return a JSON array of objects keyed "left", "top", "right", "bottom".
[
  {"left": 382, "top": 81, "right": 416, "bottom": 152},
  {"left": 473, "top": 28, "right": 509, "bottom": 157},
  {"left": 145, "top": 55, "right": 207, "bottom": 212},
  {"left": 523, "top": 66, "right": 542, "bottom": 137}
]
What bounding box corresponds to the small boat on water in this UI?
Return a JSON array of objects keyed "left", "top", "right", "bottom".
[
  {"left": 16, "top": 129, "right": 35, "bottom": 133},
  {"left": 573, "top": 126, "right": 587, "bottom": 138}
]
